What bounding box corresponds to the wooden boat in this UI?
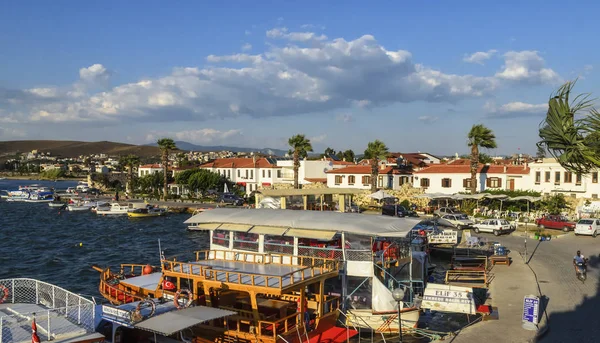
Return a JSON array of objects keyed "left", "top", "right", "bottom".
[
  {"left": 96, "top": 202, "right": 131, "bottom": 215},
  {"left": 94, "top": 250, "right": 354, "bottom": 342},
  {"left": 127, "top": 206, "right": 166, "bottom": 218}
]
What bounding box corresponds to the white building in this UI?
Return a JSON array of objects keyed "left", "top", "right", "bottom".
[
  {"left": 138, "top": 164, "right": 163, "bottom": 177},
  {"left": 92, "top": 165, "right": 110, "bottom": 174},
  {"left": 528, "top": 158, "right": 600, "bottom": 199},
  {"left": 412, "top": 164, "right": 531, "bottom": 194},
  {"left": 275, "top": 159, "right": 336, "bottom": 185},
  {"left": 326, "top": 165, "right": 413, "bottom": 190}
]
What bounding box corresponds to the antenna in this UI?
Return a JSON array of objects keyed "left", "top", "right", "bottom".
[{"left": 158, "top": 239, "right": 163, "bottom": 271}]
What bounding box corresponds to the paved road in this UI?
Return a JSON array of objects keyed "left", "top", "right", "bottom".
[{"left": 474, "top": 232, "right": 600, "bottom": 342}]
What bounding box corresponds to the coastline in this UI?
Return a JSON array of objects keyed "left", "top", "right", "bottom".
[{"left": 0, "top": 175, "right": 86, "bottom": 181}]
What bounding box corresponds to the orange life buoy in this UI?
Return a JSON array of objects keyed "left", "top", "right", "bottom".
[
  {"left": 0, "top": 285, "right": 9, "bottom": 304},
  {"left": 174, "top": 289, "right": 193, "bottom": 309}
]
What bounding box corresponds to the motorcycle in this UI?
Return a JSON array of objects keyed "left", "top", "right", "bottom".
[{"left": 576, "top": 262, "right": 587, "bottom": 282}]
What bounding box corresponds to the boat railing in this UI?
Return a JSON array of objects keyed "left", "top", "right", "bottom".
[
  {"left": 119, "top": 263, "right": 158, "bottom": 276},
  {"left": 344, "top": 249, "right": 372, "bottom": 261},
  {"left": 0, "top": 278, "right": 96, "bottom": 343},
  {"left": 220, "top": 305, "right": 300, "bottom": 340},
  {"left": 297, "top": 245, "right": 344, "bottom": 260},
  {"left": 193, "top": 250, "right": 339, "bottom": 268},
  {"left": 95, "top": 266, "right": 149, "bottom": 304}
]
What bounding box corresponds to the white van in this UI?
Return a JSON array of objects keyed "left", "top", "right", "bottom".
[{"left": 575, "top": 218, "right": 600, "bottom": 237}]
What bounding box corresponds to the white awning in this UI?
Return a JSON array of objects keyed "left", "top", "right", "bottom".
[
  {"left": 284, "top": 228, "right": 337, "bottom": 240},
  {"left": 190, "top": 223, "right": 222, "bottom": 230},
  {"left": 135, "top": 306, "right": 236, "bottom": 336},
  {"left": 218, "top": 223, "right": 253, "bottom": 232},
  {"left": 249, "top": 225, "right": 289, "bottom": 236}
]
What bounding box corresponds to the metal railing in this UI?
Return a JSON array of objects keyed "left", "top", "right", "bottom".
[
  {"left": 345, "top": 249, "right": 372, "bottom": 261},
  {"left": 0, "top": 278, "right": 95, "bottom": 343},
  {"left": 297, "top": 246, "right": 343, "bottom": 260}
]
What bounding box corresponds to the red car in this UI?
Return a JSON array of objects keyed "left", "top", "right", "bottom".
[{"left": 535, "top": 215, "right": 576, "bottom": 232}]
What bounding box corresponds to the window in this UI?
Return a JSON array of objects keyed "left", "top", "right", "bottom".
[
  {"left": 264, "top": 235, "right": 294, "bottom": 254},
  {"left": 262, "top": 170, "right": 265, "bottom": 178},
  {"left": 441, "top": 178, "right": 452, "bottom": 188},
  {"left": 232, "top": 232, "right": 259, "bottom": 252},
  {"left": 212, "top": 229, "right": 230, "bottom": 248},
  {"left": 399, "top": 176, "right": 409, "bottom": 186},
  {"left": 245, "top": 170, "right": 248, "bottom": 178},
  {"left": 571, "top": 193, "right": 577, "bottom": 198},
  {"left": 237, "top": 170, "right": 240, "bottom": 177},
  {"left": 268, "top": 170, "right": 271, "bottom": 178},
  {"left": 545, "top": 171, "right": 551, "bottom": 182},
  {"left": 593, "top": 194, "right": 598, "bottom": 199},
  {"left": 277, "top": 170, "right": 282, "bottom": 178},
  {"left": 378, "top": 176, "right": 384, "bottom": 187},
  {"left": 348, "top": 175, "right": 355, "bottom": 185},
  {"left": 576, "top": 174, "right": 582, "bottom": 185},
  {"left": 227, "top": 170, "right": 230, "bottom": 179},
  {"left": 335, "top": 175, "right": 343, "bottom": 185},
  {"left": 463, "top": 178, "right": 473, "bottom": 188},
  {"left": 535, "top": 171, "right": 541, "bottom": 184},
  {"left": 555, "top": 171, "right": 560, "bottom": 185},
  {"left": 362, "top": 176, "right": 371, "bottom": 185},
  {"left": 593, "top": 172, "right": 598, "bottom": 183},
  {"left": 420, "top": 178, "right": 430, "bottom": 188},
  {"left": 564, "top": 172, "right": 572, "bottom": 183},
  {"left": 486, "top": 177, "right": 501, "bottom": 188},
  {"left": 250, "top": 170, "right": 254, "bottom": 179}
]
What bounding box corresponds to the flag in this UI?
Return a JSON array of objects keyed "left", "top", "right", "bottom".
[{"left": 32, "top": 315, "right": 40, "bottom": 343}]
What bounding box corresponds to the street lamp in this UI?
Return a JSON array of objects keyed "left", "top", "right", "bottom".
[
  {"left": 392, "top": 287, "right": 405, "bottom": 342},
  {"left": 524, "top": 217, "right": 530, "bottom": 264}
]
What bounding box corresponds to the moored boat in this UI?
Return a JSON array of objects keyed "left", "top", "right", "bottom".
[
  {"left": 67, "top": 200, "right": 108, "bottom": 212},
  {"left": 186, "top": 207, "right": 214, "bottom": 230},
  {"left": 127, "top": 205, "right": 166, "bottom": 218},
  {"left": 96, "top": 202, "right": 132, "bottom": 215}
]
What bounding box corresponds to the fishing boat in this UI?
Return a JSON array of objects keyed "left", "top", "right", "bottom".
[
  {"left": 67, "top": 200, "right": 108, "bottom": 211},
  {"left": 0, "top": 278, "right": 105, "bottom": 343},
  {"left": 183, "top": 209, "right": 429, "bottom": 334},
  {"left": 94, "top": 249, "right": 354, "bottom": 343},
  {"left": 96, "top": 202, "right": 132, "bottom": 215},
  {"left": 127, "top": 205, "right": 166, "bottom": 218},
  {"left": 23, "top": 191, "right": 54, "bottom": 203}
]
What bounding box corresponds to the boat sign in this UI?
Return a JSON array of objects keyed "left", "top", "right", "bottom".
[
  {"left": 102, "top": 305, "right": 131, "bottom": 322},
  {"left": 522, "top": 295, "right": 540, "bottom": 329},
  {"left": 421, "top": 283, "right": 476, "bottom": 314},
  {"left": 429, "top": 230, "right": 458, "bottom": 244}
]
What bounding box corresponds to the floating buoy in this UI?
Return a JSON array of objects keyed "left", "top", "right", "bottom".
[
  {"left": 79, "top": 242, "right": 83, "bottom": 247},
  {"left": 142, "top": 264, "right": 153, "bottom": 275}
]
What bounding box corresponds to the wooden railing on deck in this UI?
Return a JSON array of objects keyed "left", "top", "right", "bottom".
[{"left": 97, "top": 267, "right": 145, "bottom": 304}]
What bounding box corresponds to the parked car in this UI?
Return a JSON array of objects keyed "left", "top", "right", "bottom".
[
  {"left": 382, "top": 204, "right": 418, "bottom": 217},
  {"left": 575, "top": 218, "right": 600, "bottom": 237},
  {"left": 438, "top": 214, "right": 475, "bottom": 230},
  {"left": 345, "top": 203, "right": 362, "bottom": 213},
  {"left": 535, "top": 215, "right": 576, "bottom": 232},
  {"left": 218, "top": 193, "right": 244, "bottom": 206},
  {"left": 434, "top": 207, "right": 463, "bottom": 217},
  {"left": 473, "top": 219, "right": 512, "bottom": 236}
]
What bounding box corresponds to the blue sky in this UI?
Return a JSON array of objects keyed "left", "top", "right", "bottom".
[{"left": 0, "top": 1, "right": 597, "bottom": 156}]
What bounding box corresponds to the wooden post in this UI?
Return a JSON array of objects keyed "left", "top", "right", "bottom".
[
  {"left": 318, "top": 280, "right": 325, "bottom": 327},
  {"left": 203, "top": 285, "right": 212, "bottom": 307},
  {"left": 320, "top": 196, "right": 323, "bottom": 211},
  {"left": 303, "top": 195, "right": 308, "bottom": 210},
  {"left": 338, "top": 194, "right": 345, "bottom": 213},
  {"left": 280, "top": 196, "right": 287, "bottom": 209},
  {"left": 250, "top": 291, "right": 261, "bottom": 332},
  {"left": 299, "top": 288, "right": 306, "bottom": 328}
]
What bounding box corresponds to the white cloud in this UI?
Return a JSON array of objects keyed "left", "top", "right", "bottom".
[
  {"left": 0, "top": 126, "right": 26, "bottom": 139},
  {"left": 485, "top": 101, "right": 548, "bottom": 118},
  {"left": 418, "top": 116, "right": 439, "bottom": 123},
  {"left": 463, "top": 50, "right": 497, "bottom": 65},
  {"left": 0, "top": 32, "right": 561, "bottom": 126},
  {"left": 241, "top": 43, "right": 252, "bottom": 52},
  {"left": 310, "top": 134, "right": 327, "bottom": 143},
  {"left": 266, "top": 27, "right": 327, "bottom": 42},
  {"left": 336, "top": 113, "right": 354, "bottom": 122},
  {"left": 300, "top": 24, "right": 326, "bottom": 30},
  {"left": 495, "top": 51, "right": 560, "bottom": 84},
  {"left": 244, "top": 30, "right": 251, "bottom": 36},
  {"left": 146, "top": 128, "right": 243, "bottom": 145}
]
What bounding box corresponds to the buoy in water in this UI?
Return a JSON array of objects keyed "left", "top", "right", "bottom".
[
  {"left": 143, "top": 264, "right": 153, "bottom": 275},
  {"left": 79, "top": 242, "right": 83, "bottom": 247}
]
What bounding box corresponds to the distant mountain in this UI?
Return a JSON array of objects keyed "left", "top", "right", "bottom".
[
  {"left": 0, "top": 140, "right": 160, "bottom": 158},
  {"left": 148, "top": 141, "right": 288, "bottom": 156}
]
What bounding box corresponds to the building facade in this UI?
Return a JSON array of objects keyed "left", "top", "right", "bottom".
[
  {"left": 528, "top": 158, "right": 600, "bottom": 199},
  {"left": 326, "top": 165, "right": 413, "bottom": 190},
  {"left": 138, "top": 164, "right": 163, "bottom": 177}
]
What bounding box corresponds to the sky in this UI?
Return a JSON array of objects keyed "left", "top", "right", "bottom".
[{"left": 0, "top": 0, "right": 598, "bottom": 156}]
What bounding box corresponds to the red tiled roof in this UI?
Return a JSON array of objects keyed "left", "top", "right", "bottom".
[
  {"left": 200, "top": 158, "right": 279, "bottom": 169},
  {"left": 332, "top": 160, "right": 355, "bottom": 165},
  {"left": 304, "top": 178, "right": 327, "bottom": 183},
  {"left": 326, "top": 166, "right": 410, "bottom": 175},
  {"left": 415, "top": 164, "right": 530, "bottom": 174},
  {"left": 447, "top": 159, "right": 470, "bottom": 165},
  {"left": 139, "top": 164, "right": 162, "bottom": 168}
]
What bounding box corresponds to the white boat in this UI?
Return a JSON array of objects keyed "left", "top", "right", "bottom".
[
  {"left": 23, "top": 192, "right": 54, "bottom": 203},
  {"left": 184, "top": 208, "right": 430, "bottom": 333},
  {"left": 48, "top": 202, "right": 66, "bottom": 208},
  {"left": 67, "top": 200, "right": 107, "bottom": 212},
  {"left": 96, "top": 202, "right": 131, "bottom": 215}
]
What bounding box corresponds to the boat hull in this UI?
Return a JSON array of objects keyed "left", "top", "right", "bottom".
[
  {"left": 68, "top": 206, "right": 92, "bottom": 211},
  {"left": 48, "top": 202, "right": 65, "bottom": 207},
  {"left": 96, "top": 210, "right": 129, "bottom": 215},
  {"left": 127, "top": 212, "right": 165, "bottom": 218},
  {"left": 346, "top": 307, "right": 420, "bottom": 333}
]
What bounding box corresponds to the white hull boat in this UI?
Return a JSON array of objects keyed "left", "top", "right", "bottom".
[
  {"left": 67, "top": 201, "right": 107, "bottom": 212},
  {"left": 96, "top": 203, "right": 131, "bottom": 215},
  {"left": 49, "top": 202, "right": 66, "bottom": 208}
]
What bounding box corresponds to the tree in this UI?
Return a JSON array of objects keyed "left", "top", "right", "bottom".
[
  {"left": 187, "top": 170, "right": 223, "bottom": 196},
  {"left": 119, "top": 154, "right": 140, "bottom": 196},
  {"left": 288, "top": 134, "right": 313, "bottom": 189},
  {"left": 478, "top": 152, "right": 494, "bottom": 164},
  {"left": 176, "top": 153, "right": 189, "bottom": 168},
  {"left": 536, "top": 145, "right": 546, "bottom": 160},
  {"left": 543, "top": 194, "right": 569, "bottom": 215},
  {"left": 467, "top": 124, "right": 497, "bottom": 194},
  {"left": 537, "top": 80, "right": 600, "bottom": 174},
  {"left": 364, "top": 140, "right": 389, "bottom": 192},
  {"left": 157, "top": 138, "right": 177, "bottom": 200},
  {"left": 342, "top": 149, "right": 355, "bottom": 163},
  {"left": 323, "top": 147, "right": 336, "bottom": 157}
]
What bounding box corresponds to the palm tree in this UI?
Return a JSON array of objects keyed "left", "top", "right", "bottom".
[
  {"left": 364, "top": 140, "right": 389, "bottom": 192},
  {"left": 467, "top": 124, "right": 497, "bottom": 194},
  {"left": 538, "top": 80, "right": 600, "bottom": 174},
  {"left": 119, "top": 154, "right": 140, "bottom": 196},
  {"left": 157, "top": 138, "right": 177, "bottom": 200},
  {"left": 288, "top": 134, "right": 313, "bottom": 189}
]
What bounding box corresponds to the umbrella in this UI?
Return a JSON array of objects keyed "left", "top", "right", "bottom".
[
  {"left": 368, "top": 190, "right": 394, "bottom": 200},
  {"left": 507, "top": 196, "right": 543, "bottom": 213},
  {"left": 223, "top": 183, "right": 229, "bottom": 193},
  {"left": 484, "top": 194, "right": 509, "bottom": 212}
]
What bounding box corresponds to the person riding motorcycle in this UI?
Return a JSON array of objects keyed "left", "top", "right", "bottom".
[{"left": 573, "top": 250, "right": 588, "bottom": 274}]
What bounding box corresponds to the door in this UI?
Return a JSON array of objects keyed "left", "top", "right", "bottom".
[{"left": 508, "top": 179, "right": 515, "bottom": 191}]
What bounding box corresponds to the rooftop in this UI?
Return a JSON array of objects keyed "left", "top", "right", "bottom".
[{"left": 415, "top": 164, "right": 529, "bottom": 174}]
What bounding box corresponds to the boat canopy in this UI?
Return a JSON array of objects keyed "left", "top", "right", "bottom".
[
  {"left": 134, "top": 305, "right": 236, "bottom": 336},
  {"left": 184, "top": 208, "right": 420, "bottom": 238}
]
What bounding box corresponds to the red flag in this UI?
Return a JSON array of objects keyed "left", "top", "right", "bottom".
[{"left": 32, "top": 316, "right": 40, "bottom": 343}]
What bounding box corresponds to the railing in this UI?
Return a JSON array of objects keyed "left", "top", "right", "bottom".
[
  {"left": 345, "top": 249, "right": 372, "bottom": 261},
  {"left": 264, "top": 242, "right": 294, "bottom": 255},
  {"left": 445, "top": 270, "right": 488, "bottom": 286},
  {"left": 297, "top": 245, "right": 343, "bottom": 260},
  {"left": 0, "top": 278, "right": 95, "bottom": 343}
]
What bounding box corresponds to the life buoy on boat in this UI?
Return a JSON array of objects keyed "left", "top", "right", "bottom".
[
  {"left": 0, "top": 285, "right": 9, "bottom": 304},
  {"left": 129, "top": 299, "right": 156, "bottom": 323},
  {"left": 174, "top": 289, "right": 193, "bottom": 309}
]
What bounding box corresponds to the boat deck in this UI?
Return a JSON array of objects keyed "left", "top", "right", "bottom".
[
  {"left": 0, "top": 303, "right": 97, "bottom": 343},
  {"left": 122, "top": 272, "right": 162, "bottom": 291},
  {"left": 171, "top": 260, "right": 324, "bottom": 289}
]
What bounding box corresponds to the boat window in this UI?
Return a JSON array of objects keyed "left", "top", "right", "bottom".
[
  {"left": 212, "top": 229, "right": 230, "bottom": 248},
  {"left": 264, "top": 235, "right": 294, "bottom": 255},
  {"left": 347, "top": 276, "right": 372, "bottom": 310},
  {"left": 233, "top": 232, "right": 259, "bottom": 252}
]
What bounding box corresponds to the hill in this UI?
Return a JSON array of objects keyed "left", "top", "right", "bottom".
[
  {"left": 147, "top": 141, "right": 288, "bottom": 156},
  {"left": 0, "top": 140, "right": 161, "bottom": 158}
]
